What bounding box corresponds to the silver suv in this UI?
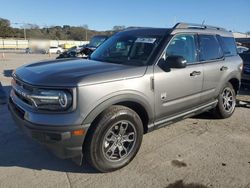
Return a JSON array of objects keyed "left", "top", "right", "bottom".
[{"left": 9, "top": 23, "right": 242, "bottom": 172}]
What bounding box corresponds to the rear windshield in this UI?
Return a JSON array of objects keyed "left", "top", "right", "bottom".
[{"left": 217, "top": 36, "right": 237, "bottom": 57}]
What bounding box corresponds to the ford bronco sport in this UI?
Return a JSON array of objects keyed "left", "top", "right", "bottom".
[{"left": 9, "top": 23, "right": 242, "bottom": 172}]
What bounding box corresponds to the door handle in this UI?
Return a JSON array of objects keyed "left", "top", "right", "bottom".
[
  {"left": 220, "top": 66, "right": 228, "bottom": 71},
  {"left": 190, "top": 71, "right": 201, "bottom": 76}
]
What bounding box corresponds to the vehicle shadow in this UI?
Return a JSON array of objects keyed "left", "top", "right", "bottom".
[
  {"left": 3, "top": 69, "right": 14, "bottom": 77},
  {"left": 0, "top": 85, "right": 99, "bottom": 174},
  {"left": 235, "top": 85, "right": 250, "bottom": 108},
  {"left": 0, "top": 82, "right": 7, "bottom": 104}
]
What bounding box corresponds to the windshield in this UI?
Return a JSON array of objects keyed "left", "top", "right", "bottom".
[
  {"left": 88, "top": 36, "right": 107, "bottom": 48},
  {"left": 90, "top": 34, "right": 163, "bottom": 66}
]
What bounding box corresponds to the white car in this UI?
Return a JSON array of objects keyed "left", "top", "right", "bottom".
[{"left": 47, "top": 46, "right": 64, "bottom": 54}]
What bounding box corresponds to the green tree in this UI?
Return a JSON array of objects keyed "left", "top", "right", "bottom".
[
  {"left": 0, "top": 18, "right": 13, "bottom": 38},
  {"left": 0, "top": 17, "right": 113, "bottom": 40},
  {"left": 68, "top": 27, "right": 86, "bottom": 40}
]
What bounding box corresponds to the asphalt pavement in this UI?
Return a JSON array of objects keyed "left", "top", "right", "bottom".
[{"left": 0, "top": 82, "right": 6, "bottom": 104}]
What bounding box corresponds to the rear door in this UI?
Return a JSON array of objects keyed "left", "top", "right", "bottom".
[
  {"left": 154, "top": 33, "right": 203, "bottom": 122},
  {"left": 198, "top": 35, "right": 227, "bottom": 103}
]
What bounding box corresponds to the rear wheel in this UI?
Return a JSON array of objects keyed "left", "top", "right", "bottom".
[
  {"left": 214, "top": 82, "right": 236, "bottom": 119},
  {"left": 84, "top": 105, "right": 143, "bottom": 172}
]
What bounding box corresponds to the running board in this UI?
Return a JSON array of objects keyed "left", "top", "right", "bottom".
[{"left": 153, "top": 100, "right": 218, "bottom": 130}]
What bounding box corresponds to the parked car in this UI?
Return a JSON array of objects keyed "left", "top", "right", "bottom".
[
  {"left": 25, "top": 48, "right": 46, "bottom": 54},
  {"left": 9, "top": 23, "right": 242, "bottom": 172},
  {"left": 56, "top": 36, "right": 108, "bottom": 59},
  {"left": 56, "top": 45, "right": 86, "bottom": 59},
  {"left": 80, "top": 35, "right": 108, "bottom": 55},
  {"left": 47, "top": 46, "right": 64, "bottom": 54},
  {"left": 239, "top": 51, "right": 250, "bottom": 87},
  {"left": 237, "top": 46, "right": 249, "bottom": 54}
]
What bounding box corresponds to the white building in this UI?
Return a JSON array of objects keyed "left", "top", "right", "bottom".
[{"left": 233, "top": 32, "right": 250, "bottom": 39}]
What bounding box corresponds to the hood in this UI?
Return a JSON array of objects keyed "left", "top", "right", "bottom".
[{"left": 14, "top": 58, "right": 147, "bottom": 87}]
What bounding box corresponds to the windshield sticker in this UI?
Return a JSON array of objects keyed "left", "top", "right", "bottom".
[{"left": 135, "top": 38, "right": 156, "bottom": 44}]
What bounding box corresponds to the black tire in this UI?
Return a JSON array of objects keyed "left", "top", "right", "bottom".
[
  {"left": 214, "top": 82, "right": 236, "bottom": 119},
  {"left": 84, "top": 105, "right": 143, "bottom": 172}
]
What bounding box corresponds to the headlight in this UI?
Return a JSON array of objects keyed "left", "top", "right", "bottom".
[{"left": 29, "top": 89, "right": 73, "bottom": 111}]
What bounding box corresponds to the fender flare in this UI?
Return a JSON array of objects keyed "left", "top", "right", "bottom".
[{"left": 81, "top": 93, "right": 154, "bottom": 126}]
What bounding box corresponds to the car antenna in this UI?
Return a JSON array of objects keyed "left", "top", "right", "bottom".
[{"left": 202, "top": 20, "right": 205, "bottom": 26}]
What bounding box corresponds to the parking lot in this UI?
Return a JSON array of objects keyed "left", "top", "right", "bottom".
[{"left": 0, "top": 53, "right": 250, "bottom": 188}]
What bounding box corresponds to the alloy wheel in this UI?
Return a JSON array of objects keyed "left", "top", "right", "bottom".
[
  {"left": 102, "top": 120, "right": 137, "bottom": 162},
  {"left": 222, "top": 87, "right": 235, "bottom": 112}
]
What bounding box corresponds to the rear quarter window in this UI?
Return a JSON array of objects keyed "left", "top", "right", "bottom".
[{"left": 217, "top": 36, "right": 237, "bottom": 57}]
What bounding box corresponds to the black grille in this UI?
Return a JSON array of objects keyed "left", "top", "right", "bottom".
[
  {"left": 15, "top": 79, "right": 33, "bottom": 92},
  {"left": 14, "top": 90, "right": 33, "bottom": 105},
  {"left": 9, "top": 97, "right": 25, "bottom": 119},
  {"left": 13, "top": 78, "right": 34, "bottom": 107}
]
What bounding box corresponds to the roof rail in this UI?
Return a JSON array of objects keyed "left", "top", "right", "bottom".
[{"left": 173, "top": 22, "right": 227, "bottom": 31}]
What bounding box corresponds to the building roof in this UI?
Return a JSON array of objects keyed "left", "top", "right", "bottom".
[{"left": 233, "top": 32, "right": 250, "bottom": 38}]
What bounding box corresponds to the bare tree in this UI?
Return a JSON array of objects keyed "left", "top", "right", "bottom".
[{"left": 112, "top": 25, "right": 126, "bottom": 31}]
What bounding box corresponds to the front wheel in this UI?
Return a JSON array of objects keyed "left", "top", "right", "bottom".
[
  {"left": 214, "top": 82, "right": 236, "bottom": 119},
  {"left": 84, "top": 105, "right": 143, "bottom": 172}
]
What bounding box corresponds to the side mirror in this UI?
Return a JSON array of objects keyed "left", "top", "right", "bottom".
[
  {"left": 80, "top": 47, "right": 94, "bottom": 56},
  {"left": 166, "top": 55, "right": 187, "bottom": 68}
]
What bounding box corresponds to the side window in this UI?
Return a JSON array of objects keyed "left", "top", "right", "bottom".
[
  {"left": 217, "top": 36, "right": 237, "bottom": 56},
  {"left": 199, "top": 35, "right": 223, "bottom": 61},
  {"left": 166, "top": 34, "right": 197, "bottom": 64}
]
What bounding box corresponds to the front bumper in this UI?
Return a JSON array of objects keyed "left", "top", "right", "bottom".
[{"left": 8, "top": 97, "right": 88, "bottom": 165}]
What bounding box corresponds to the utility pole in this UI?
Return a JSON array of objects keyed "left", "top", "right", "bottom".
[
  {"left": 13, "top": 22, "right": 27, "bottom": 40},
  {"left": 85, "top": 29, "right": 87, "bottom": 41},
  {"left": 81, "top": 25, "right": 88, "bottom": 41},
  {"left": 23, "top": 27, "right": 26, "bottom": 40}
]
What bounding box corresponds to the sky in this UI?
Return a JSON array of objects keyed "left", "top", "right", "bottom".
[{"left": 0, "top": 0, "right": 249, "bottom": 32}]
